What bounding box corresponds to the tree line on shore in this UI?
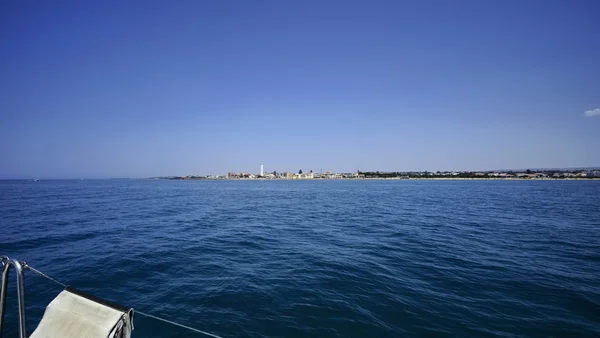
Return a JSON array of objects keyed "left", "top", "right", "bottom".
[{"left": 358, "top": 170, "right": 596, "bottom": 179}]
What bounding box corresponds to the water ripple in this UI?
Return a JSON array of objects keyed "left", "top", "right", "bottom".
[{"left": 1, "top": 179, "right": 599, "bottom": 337}]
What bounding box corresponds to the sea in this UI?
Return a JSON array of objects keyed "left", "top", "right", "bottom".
[{"left": 1, "top": 179, "right": 599, "bottom": 337}]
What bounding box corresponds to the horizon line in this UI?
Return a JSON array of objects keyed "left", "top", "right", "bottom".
[{"left": 3, "top": 166, "right": 600, "bottom": 181}]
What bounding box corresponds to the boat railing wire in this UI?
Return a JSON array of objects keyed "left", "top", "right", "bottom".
[{"left": 23, "top": 263, "right": 224, "bottom": 338}]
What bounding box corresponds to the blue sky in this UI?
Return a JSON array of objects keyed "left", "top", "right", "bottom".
[{"left": 1, "top": 0, "right": 599, "bottom": 178}]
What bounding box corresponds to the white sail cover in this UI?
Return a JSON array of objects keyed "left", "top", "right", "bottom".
[{"left": 30, "top": 287, "right": 133, "bottom": 338}]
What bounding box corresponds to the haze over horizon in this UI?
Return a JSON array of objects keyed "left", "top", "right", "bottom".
[{"left": 1, "top": 0, "right": 599, "bottom": 179}]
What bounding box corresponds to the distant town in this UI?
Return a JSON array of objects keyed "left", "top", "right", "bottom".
[{"left": 153, "top": 162, "right": 600, "bottom": 180}]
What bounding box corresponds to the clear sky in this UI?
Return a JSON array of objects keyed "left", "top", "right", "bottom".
[{"left": 1, "top": 0, "right": 599, "bottom": 178}]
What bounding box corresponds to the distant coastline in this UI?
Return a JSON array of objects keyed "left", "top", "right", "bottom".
[
  {"left": 152, "top": 168, "right": 600, "bottom": 181},
  {"left": 157, "top": 177, "right": 599, "bottom": 181}
]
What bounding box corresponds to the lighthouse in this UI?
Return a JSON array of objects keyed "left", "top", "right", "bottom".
[{"left": 260, "top": 161, "right": 264, "bottom": 176}]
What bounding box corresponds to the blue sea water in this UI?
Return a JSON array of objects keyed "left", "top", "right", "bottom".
[{"left": 1, "top": 179, "right": 599, "bottom": 337}]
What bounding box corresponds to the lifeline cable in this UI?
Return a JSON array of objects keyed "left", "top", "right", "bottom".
[{"left": 23, "top": 263, "right": 224, "bottom": 338}]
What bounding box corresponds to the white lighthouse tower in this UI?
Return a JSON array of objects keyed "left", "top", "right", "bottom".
[{"left": 260, "top": 161, "right": 264, "bottom": 176}]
